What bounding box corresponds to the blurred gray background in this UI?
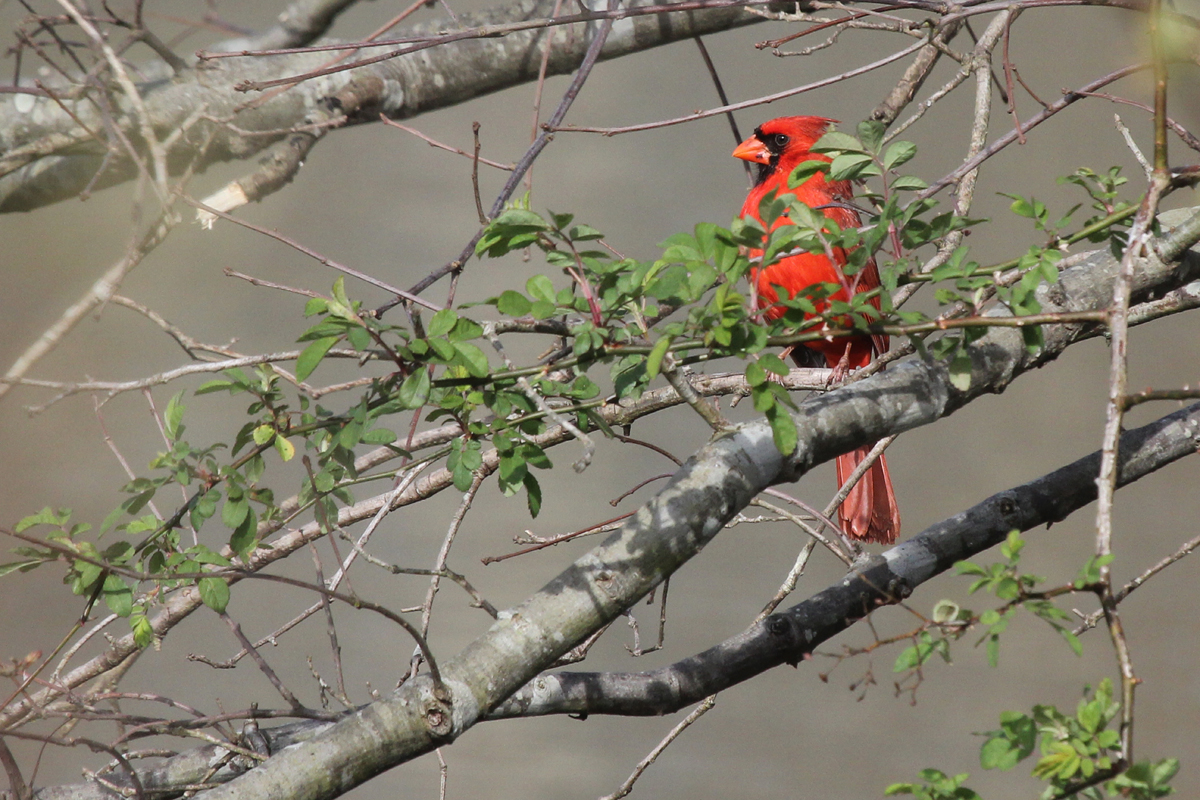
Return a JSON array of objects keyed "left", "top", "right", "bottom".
[{"left": 2, "top": 1, "right": 1199, "bottom": 798}]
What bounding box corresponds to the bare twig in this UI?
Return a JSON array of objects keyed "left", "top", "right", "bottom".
[{"left": 598, "top": 695, "right": 717, "bottom": 800}]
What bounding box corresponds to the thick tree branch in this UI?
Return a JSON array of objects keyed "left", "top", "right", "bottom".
[
  {"left": 0, "top": 0, "right": 766, "bottom": 212},
  {"left": 490, "top": 401, "right": 1200, "bottom": 718},
  {"left": 29, "top": 339, "right": 1200, "bottom": 800}
]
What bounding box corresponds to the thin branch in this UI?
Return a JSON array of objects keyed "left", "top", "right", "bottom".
[
  {"left": 598, "top": 695, "right": 717, "bottom": 800},
  {"left": 379, "top": 117, "right": 514, "bottom": 170},
  {"left": 548, "top": 36, "right": 929, "bottom": 135}
]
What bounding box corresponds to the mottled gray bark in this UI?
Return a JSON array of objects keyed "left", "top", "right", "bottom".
[
  {"left": 0, "top": 0, "right": 763, "bottom": 212},
  {"left": 31, "top": 399, "right": 1200, "bottom": 800},
  {"left": 491, "top": 401, "right": 1200, "bottom": 718}
]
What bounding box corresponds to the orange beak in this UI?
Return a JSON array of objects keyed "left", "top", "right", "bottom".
[{"left": 732, "top": 136, "right": 770, "bottom": 165}]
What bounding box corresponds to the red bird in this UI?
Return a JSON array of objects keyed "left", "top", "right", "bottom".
[{"left": 733, "top": 115, "right": 900, "bottom": 545}]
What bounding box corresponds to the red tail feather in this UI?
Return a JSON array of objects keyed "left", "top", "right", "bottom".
[{"left": 835, "top": 447, "right": 900, "bottom": 544}]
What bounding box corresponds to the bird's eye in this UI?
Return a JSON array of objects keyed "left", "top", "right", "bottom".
[{"left": 772, "top": 133, "right": 790, "bottom": 149}]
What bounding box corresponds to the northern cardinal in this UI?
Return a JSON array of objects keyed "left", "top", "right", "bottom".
[{"left": 733, "top": 115, "right": 900, "bottom": 544}]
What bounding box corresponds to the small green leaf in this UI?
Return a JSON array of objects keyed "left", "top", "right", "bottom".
[
  {"left": 16, "top": 507, "right": 71, "bottom": 533},
  {"left": 530, "top": 300, "right": 557, "bottom": 319},
  {"left": 757, "top": 353, "right": 789, "bottom": 376},
  {"left": 931, "top": 599, "right": 961, "bottom": 623},
  {"left": 787, "top": 159, "right": 829, "bottom": 188},
  {"left": 890, "top": 175, "right": 928, "bottom": 191},
  {"left": 164, "top": 392, "right": 186, "bottom": 442},
  {"left": 497, "top": 290, "right": 533, "bottom": 317},
  {"left": 0, "top": 559, "right": 42, "bottom": 577},
  {"left": 296, "top": 336, "right": 339, "bottom": 382},
  {"left": 398, "top": 369, "right": 431, "bottom": 409},
  {"left": 103, "top": 574, "right": 133, "bottom": 617},
  {"left": 767, "top": 407, "right": 797, "bottom": 455},
  {"left": 222, "top": 497, "right": 249, "bottom": 529},
  {"left": 857, "top": 120, "right": 885, "bottom": 153},
  {"left": 745, "top": 361, "right": 768, "bottom": 387},
  {"left": 230, "top": 511, "right": 257, "bottom": 558},
  {"left": 526, "top": 274, "right": 556, "bottom": 304},
  {"left": 132, "top": 613, "right": 154, "bottom": 648},
  {"left": 427, "top": 308, "right": 458, "bottom": 337},
  {"left": 645, "top": 337, "right": 673, "bottom": 380},
  {"left": 829, "top": 152, "right": 879, "bottom": 181},
  {"left": 274, "top": 435, "right": 295, "bottom": 461},
  {"left": 980, "top": 735, "right": 1020, "bottom": 771},
  {"left": 811, "top": 131, "right": 863, "bottom": 152},
  {"left": 524, "top": 473, "right": 543, "bottom": 517},
  {"left": 986, "top": 634, "right": 1000, "bottom": 667},
  {"left": 948, "top": 345, "right": 972, "bottom": 391},
  {"left": 453, "top": 342, "right": 489, "bottom": 377},
  {"left": 883, "top": 140, "right": 918, "bottom": 171},
  {"left": 252, "top": 424, "right": 275, "bottom": 446},
  {"left": 198, "top": 576, "right": 230, "bottom": 613}
]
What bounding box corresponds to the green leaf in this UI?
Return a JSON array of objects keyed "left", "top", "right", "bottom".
[
  {"left": 427, "top": 308, "right": 458, "bottom": 337},
  {"left": 222, "top": 497, "right": 249, "bottom": 529},
  {"left": 450, "top": 318, "right": 483, "bottom": 344},
  {"left": 198, "top": 576, "right": 230, "bottom": 613},
  {"left": 766, "top": 406, "right": 797, "bottom": 455},
  {"left": 524, "top": 473, "right": 543, "bottom": 517},
  {"left": 811, "top": 131, "right": 863, "bottom": 152},
  {"left": 331, "top": 276, "right": 352, "bottom": 310},
  {"left": 948, "top": 345, "right": 972, "bottom": 391},
  {"left": 398, "top": 368, "right": 431, "bottom": 409},
  {"left": 757, "top": 353, "right": 789, "bottom": 376},
  {"left": 980, "top": 735, "right": 1020, "bottom": 771},
  {"left": 194, "top": 379, "right": 236, "bottom": 395},
  {"left": 131, "top": 613, "right": 154, "bottom": 648},
  {"left": 526, "top": 274, "right": 556, "bottom": 304},
  {"left": 530, "top": 300, "right": 557, "bottom": 319},
  {"left": 883, "top": 140, "right": 918, "bottom": 171},
  {"left": 931, "top": 599, "right": 961, "bottom": 624},
  {"left": 787, "top": 159, "right": 830, "bottom": 188},
  {"left": 645, "top": 337, "right": 673, "bottom": 380},
  {"left": 16, "top": 507, "right": 71, "bottom": 533},
  {"left": 857, "top": 120, "right": 885, "bottom": 153},
  {"left": 829, "top": 152, "right": 879, "bottom": 181},
  {"left": 230, "top": 510, "right": 257, "bottom": 558},
  {"left": 0, "top": 559, "right": 42, "bottom": 577},
  {"left": 986, "top": 634, "right": 1001, "bottom": 667},
  {"left": 103, "top": 574, "right": 133, "bottom": 617},
  {"left": 274, "top": 435, "right": 295, "bottom": 462},
  {"left": 890, "top": 175, "right": 928, "bottom": 192},
  {"left": 567, "top": 223, "right": 604, "bottom": 241},
  {"left": 497, "top": 290, "right": 533, "bottom": 317},
  {"left": 494, "top": 208, "right": 551, "bottom": 229},
  {"left": 296, "top": 336, "right": 339, "bottom": 382},
  {"left": 252, "top": 424, "right": 275, "bottom": 446},
  {"left": 453, "top": 342, "right": 489, "bottom": 378},
  {"left": 362, "top": 428, "right": 398, "bottom": 444},
  {"left": 164, "top": 392, "right": 186, "bottom": 442},
  {"left": 745, "top": 361, "right": 768, "bottom": 387}
]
